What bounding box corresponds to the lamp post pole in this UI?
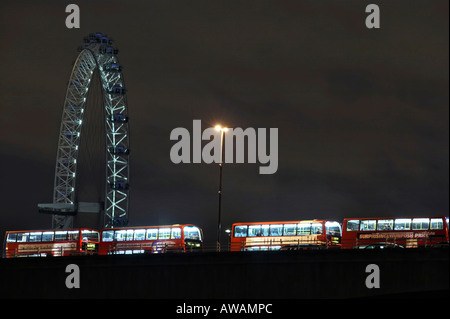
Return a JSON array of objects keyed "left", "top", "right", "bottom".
[{"left": 216, "top": 126, "right": 227, "bottom": 252}]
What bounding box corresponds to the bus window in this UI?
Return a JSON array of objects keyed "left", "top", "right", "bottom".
[
  {"left": 126, "top": 230, "right": 134, "bottom": 241},
  {"left": 17, "top": 233, "right": 29, "bottom": 242},
  {"left": 394, "top": 218, "right": 411, "bottom": 230},
  {"left": 55, "top": 231, "right": 68, "bottom": 241},
  {"left": 42, "top": 231, "right": 54, "bottom": 242},
  {"left": 6, "top": 233, "right": 17, "bottom": 243},
  {"left": 377, "top": 219, "right": 393, "bottom": 231},
  {"left": 270, "top": 224, "right": 282, "bottom": 236},
  {"left": 184, "top": 226, "right": 201, "bottom": 240},
  {"left": 234, "top": 225, "right": 247, "bottom": 237},
  {"left": 248, "top": 225, "right": 261, "bottom": 237},
  {"left": 412, "top": 218, "right": 429, "bottom": 230},
  {"left": 115, "top": 230, "right": 126, "bottom": 241},
  {"left": 360, "top": 220, "right": 376, "bottom": 231},
  {"left": 67, "top": 231, "right": 79, "bottom": 241},
  {"left": 29, "top": 232, "right": 42, "bottom": 242},
  {"left": 430, "top": 218, "right": 443, "bottom": 230},
  {"left": 134, "top": 229, "right": 146, "bottom": 241},
  {"left": 346, "top": 220, "right": 360, "bottom": 231},
  {"left": 159, "top": 228, "right": 171, "bottom": 239},
  {"left": 102, "top": 230, "right": 114, "bottom": 242},
  {"left": 146, "top": 229, "right": 158, "bottom": 240},
  {"left": 297, "top": 223, "right": 311, "bottom": 235},
  {"left": 311, "top": 223, "right": 323, "bottom": 235},
  {"left": 325, "top": 221, "right": 341, "bottom": 236},
  {"left": 82, "top": 230, "right": 99, "bottom": 242},
  {"left": 261, "top": 225, "right": 270, "bottom": 236},
  {"left": 283, "top": 224, "right": 297, "bottom": 236},
  {"left": 171, "top": 227, "right": 181, "bottom": 239}
]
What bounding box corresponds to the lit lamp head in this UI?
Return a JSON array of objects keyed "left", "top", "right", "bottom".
[{"left": 215, "top": 125, "right": 228, "bottom": 132}]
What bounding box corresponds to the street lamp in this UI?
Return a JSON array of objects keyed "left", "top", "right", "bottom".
[{"left": 215, "top": 125, "right": 228, "bottom": 252}]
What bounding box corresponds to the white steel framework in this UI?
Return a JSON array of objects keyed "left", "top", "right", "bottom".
[{"left": 52, "top": 33, "right": 130, "bottom": 229}]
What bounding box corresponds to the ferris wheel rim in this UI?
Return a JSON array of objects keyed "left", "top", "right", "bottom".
[{"left": 52, "top": 33, "right": 130, "bottom": 229}]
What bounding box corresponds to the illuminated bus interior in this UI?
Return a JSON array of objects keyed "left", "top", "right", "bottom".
[
  {"left": 99, "top": 225, "right": 203, "bottom": 254},
  {"left": 345, "top": 218, "right": 447, "bottom": 232},
  {"left": 233, "top": 221, "right": 341, "bottom": 238},
  {"left": 101, "top": 226, "right": 202, "bottom": 242}
]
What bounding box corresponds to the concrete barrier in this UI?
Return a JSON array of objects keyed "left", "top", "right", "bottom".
[{"left": 0, "top": 248, "right": 448, "bottom": 299}]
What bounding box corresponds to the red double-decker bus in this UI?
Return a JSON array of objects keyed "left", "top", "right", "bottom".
[
  {"left": 98, "top": 224, "right": 203, "bottom": 255},
  {"left": 229, "top": 219, "right": 342, "bottom": 251},
  {"left": 341, "top": 216, "right": 449, "bottom": 249},
  {"left": 3, "top": 228, "right": 99, "bottom": 258}
]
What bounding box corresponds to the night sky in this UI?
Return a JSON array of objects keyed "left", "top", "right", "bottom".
[{"left": 0, "top": 1, "right": 448, "bottom": 245}]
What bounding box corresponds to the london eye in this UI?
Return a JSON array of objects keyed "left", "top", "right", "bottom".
[{"left": 40, "top": 33, "right": 130, "bottom": 229}]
